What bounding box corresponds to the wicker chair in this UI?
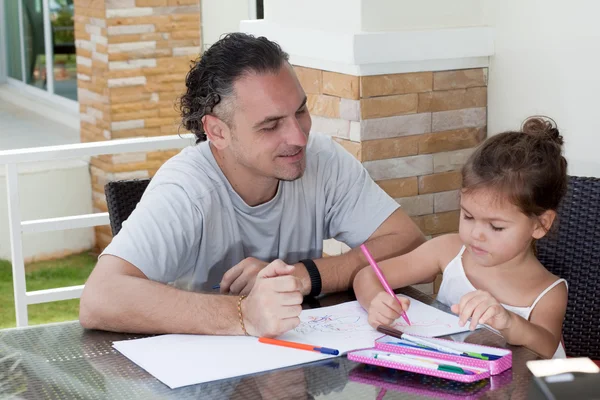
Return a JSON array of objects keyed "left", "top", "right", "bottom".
[
  {"left": 536, "top": 176, "right": 600, "bottom": 359},
  {"left": 104, "top": 179, "right": 151, "bottom": 236}
]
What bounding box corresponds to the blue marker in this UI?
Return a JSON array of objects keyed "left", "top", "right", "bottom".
[{"left": 212, "top": 284, "right": 220, "bottom": 290}]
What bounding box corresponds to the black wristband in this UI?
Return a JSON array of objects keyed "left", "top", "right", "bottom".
[{"left": 299, "top": 259, "right": 321, "bottom": 298}]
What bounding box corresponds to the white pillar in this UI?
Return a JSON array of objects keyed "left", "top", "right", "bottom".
[
  {"left": 264, "top": 0, "right": 484, "bottom": 32},
  {"left": 264, "top": 0, "right": 361, "bottom": 32},
  {"left": 202, "top": 0, "right": 251, "bottom": 48},
  {"left": 360, "top": 0, "right": 484, "bottom": 31},
  {"left": 244, "top": 0, "right": 493, "bottom": 77}
]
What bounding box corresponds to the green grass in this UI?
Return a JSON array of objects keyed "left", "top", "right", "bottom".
[
  {"left": 0, "top": 252, "right": 97, "bottom": 329},
  {"left": 38, "top": 54, "right": 76, "bottom": 64}
]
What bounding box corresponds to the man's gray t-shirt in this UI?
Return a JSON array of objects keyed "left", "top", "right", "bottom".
[{"left": 102, "top": 133, "right": 400, "bottom": 292}]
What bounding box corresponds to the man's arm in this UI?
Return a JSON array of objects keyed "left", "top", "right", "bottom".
[
  {"left": 80, "top": 255, "right": 239, "bottom": 334},
  {"left": 80, "top": 255, "right": 303, "bottom": 336},
  {"left": 294, "top": 208, "right": 426, "bottom": 295}
]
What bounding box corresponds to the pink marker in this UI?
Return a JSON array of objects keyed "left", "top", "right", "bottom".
[{"left": 360, "top": 244, "right": 411, "bottom": 326}]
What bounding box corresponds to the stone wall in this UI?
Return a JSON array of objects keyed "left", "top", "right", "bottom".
[
  {"left": 297, "top": 66, "right": 488, "bottom": 293},
  {"left": 73, "top": 0, "right": 201, "bottom": 251},
  {"left": 296, "top": 66, "right": 487, "bottom": 236}
]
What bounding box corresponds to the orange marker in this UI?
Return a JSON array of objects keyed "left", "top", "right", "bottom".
[{"left": 258, "top": 337, "right": 339, "bottom": 355}]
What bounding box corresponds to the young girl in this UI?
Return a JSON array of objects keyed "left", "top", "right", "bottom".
[{"left": 354, "top": 116, "right": 569, "bottom": 359}]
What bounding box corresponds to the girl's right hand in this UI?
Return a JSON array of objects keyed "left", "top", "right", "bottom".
[{"left": 367, "top": 291, "right": 410, "bottom": 329}]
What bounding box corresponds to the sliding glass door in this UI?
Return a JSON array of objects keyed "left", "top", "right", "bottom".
[
  {"left": 2, "top": 0, "right": 77, "bottom": 101},
  {"left": 22, "top": 0, "right": 47, "bottom": 89},
  {"left": 48, "top": 0, "right": 77, "bottom": 100},
  {"left": 4, "top": 0, "right": 24, "bottom": 81}
]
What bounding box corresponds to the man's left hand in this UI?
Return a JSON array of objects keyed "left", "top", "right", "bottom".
[{"left": 219, "top": 257, "right": 269, "bottom": 295}]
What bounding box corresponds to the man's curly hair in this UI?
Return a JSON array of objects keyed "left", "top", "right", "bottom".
[{"left": 178, "top": 33, "right": 289, "bottom": 143}]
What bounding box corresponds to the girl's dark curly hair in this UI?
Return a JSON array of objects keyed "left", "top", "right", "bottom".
[
  {"left": 178, "top": 33, "right": 289, "bottom": 143},
  {"left": 462, "top": 116, "right": 568, "bottom": 217}
]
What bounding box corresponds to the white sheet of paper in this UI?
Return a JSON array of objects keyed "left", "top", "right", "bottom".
[
  {"left": 279, "top": 296, "right": 470, "bottom": 347},
  {"left": 392, "top": 295, "right": 474, "bottom": 337},
  {"left": 112, "top": 295, "right": 471, "bottom": 388},
  {"left": 113, "top": 335, "right": 332, "bottom": 389}
]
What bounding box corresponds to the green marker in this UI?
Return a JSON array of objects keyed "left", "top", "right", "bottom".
[{"left": 372, "top": 352, "right": 476, "bottom": 375}]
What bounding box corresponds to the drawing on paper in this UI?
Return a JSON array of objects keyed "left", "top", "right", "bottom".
[
  {"left": 288, "top": 297, "right": 471, "bottom": 340},
  {"left": 294, "top": 314, "right": 373, "bottom": 335},
  {"left": 393, "top": 319, "right": 453, "bottom": 330}
]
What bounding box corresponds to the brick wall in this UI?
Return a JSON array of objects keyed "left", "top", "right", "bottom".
[
  {"left": 298, "top": 67, "right": 488, "bottom": 293},
  {"left": 296, "top": 66, "right": 487, "bottom": 236},
  {"left": 74, "top": 0, "right": 201, "bottom": 251}
]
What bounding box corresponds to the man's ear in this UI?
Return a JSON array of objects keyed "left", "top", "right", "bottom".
[
  {"left": 203, "top": 115, "right": 231, "bottom": 150},
  {"left": 532, "top": 210, "right": 557, "bottom": 240}
]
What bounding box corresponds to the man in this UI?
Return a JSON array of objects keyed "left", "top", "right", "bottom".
[{"left": 79, "top": 33, "right": 425, "bottom": 338}]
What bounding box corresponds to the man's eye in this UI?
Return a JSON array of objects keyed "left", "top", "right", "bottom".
[{"left": 263, "top": 123, "right": 278, "bottom": 131}]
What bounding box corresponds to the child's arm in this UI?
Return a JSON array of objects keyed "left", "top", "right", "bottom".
[
  {"left": 354, "top": 234, "right": 453, "bottom": 327},
  {"left": 453, "top": 283, "right": 567, "bottom": 359},
  {"left": 503, "top": 283, "right": 568, "bottom": 358}
]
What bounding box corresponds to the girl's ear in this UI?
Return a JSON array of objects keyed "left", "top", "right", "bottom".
[{"left": 532, "top": 210, "right": 557, "bottom": 239}]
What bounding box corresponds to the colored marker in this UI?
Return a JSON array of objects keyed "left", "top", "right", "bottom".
[
  {"left": 384, "top": 340, "right": 501, "bottom": 360},
  {"left": 372, "top": 352, "right": 475, "bottom": 375},
  {"left": 396, "top": 353, "right": 481, "bottom": 374},
  {"left": 360, "top": 244, "right": 411, "bottom": 326},
  {"left": 378, "top": 325, "right": 501, "bottom": 360},
  {"left": 378, "top": 324, "right": 464, "bottom": 354},
  {"left": 466, "top": 351, "right": 501, "bottom": 361},
  {"left": 384, "top": 340, "right": 453, "bottom": 354},
  {"left": 258, "top": 337, "right": 339, "bottom": 356},
  {"left": 212, "top": 284, "right": 220, "bottom": 290}
]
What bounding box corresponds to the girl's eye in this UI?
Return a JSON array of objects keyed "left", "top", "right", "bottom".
[
  {"left": 462, "top": 214, "right": 474, "bottom": 220},
  {"left": 491, "top": 224, "right": 505, "bottom": 232},
  {"left": 296, "top": 107, "right": 307, "bottom": 115}
]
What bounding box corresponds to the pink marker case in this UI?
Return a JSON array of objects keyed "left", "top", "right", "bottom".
[
  {"left": 348, "top": 364, "right": 492, "bottom": 400},
  {"left": 348, "top": 363, "right": 514, "bottom": 400},
  {"left": 347, "top": 334, "right": 512, "bottom": 383}
]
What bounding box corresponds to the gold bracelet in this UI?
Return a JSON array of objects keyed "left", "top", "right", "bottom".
[{"left": 237, "top": 294, "right": 249, "bottom": 336}]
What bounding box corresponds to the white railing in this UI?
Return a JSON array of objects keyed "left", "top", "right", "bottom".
[{"left": 0, "top": 134, "right": 196, "bottom": 327}]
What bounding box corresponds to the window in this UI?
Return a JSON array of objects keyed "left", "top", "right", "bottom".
[
  {"left": 2, "top": 0, "right": 77, "bottom": 101},
  {"left": 4, "top": 0, "right": 24, "bottom": 80},
  {"left": 48, "top": 0, "right": 77, "bottom": 100},
  {"left": 257, "top": 0, "right": 263, "bottom": 19}
]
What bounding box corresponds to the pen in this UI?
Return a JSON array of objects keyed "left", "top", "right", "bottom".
[
  {"left": 258, "top": 337, "right": 340, "bottom": 355},
  {"left": 378, "top": 325, "right": 501, "bottom": 361},
  {"left": 372, "top": 352, "right": 475, "bottom": 375},
  {"left": 360, "top": 244, "right": 411, "bottom": 326}
]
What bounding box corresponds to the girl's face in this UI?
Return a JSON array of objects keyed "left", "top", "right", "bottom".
[{"left": 458, "top": 188, "right": 553, "bottom": 267}]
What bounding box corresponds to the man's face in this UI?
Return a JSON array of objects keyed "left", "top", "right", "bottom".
[{"left": 225, "top": 63, "right": 311, "bottom": 181}]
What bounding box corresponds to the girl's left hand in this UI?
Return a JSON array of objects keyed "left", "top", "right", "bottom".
[{"left": 451, "top": 290, "right": 512, "bottom": 331}]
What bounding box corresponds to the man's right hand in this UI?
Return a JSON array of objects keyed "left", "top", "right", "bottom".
[{"left": 241, "top": 260, "right": 303, "bottom": 337}]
